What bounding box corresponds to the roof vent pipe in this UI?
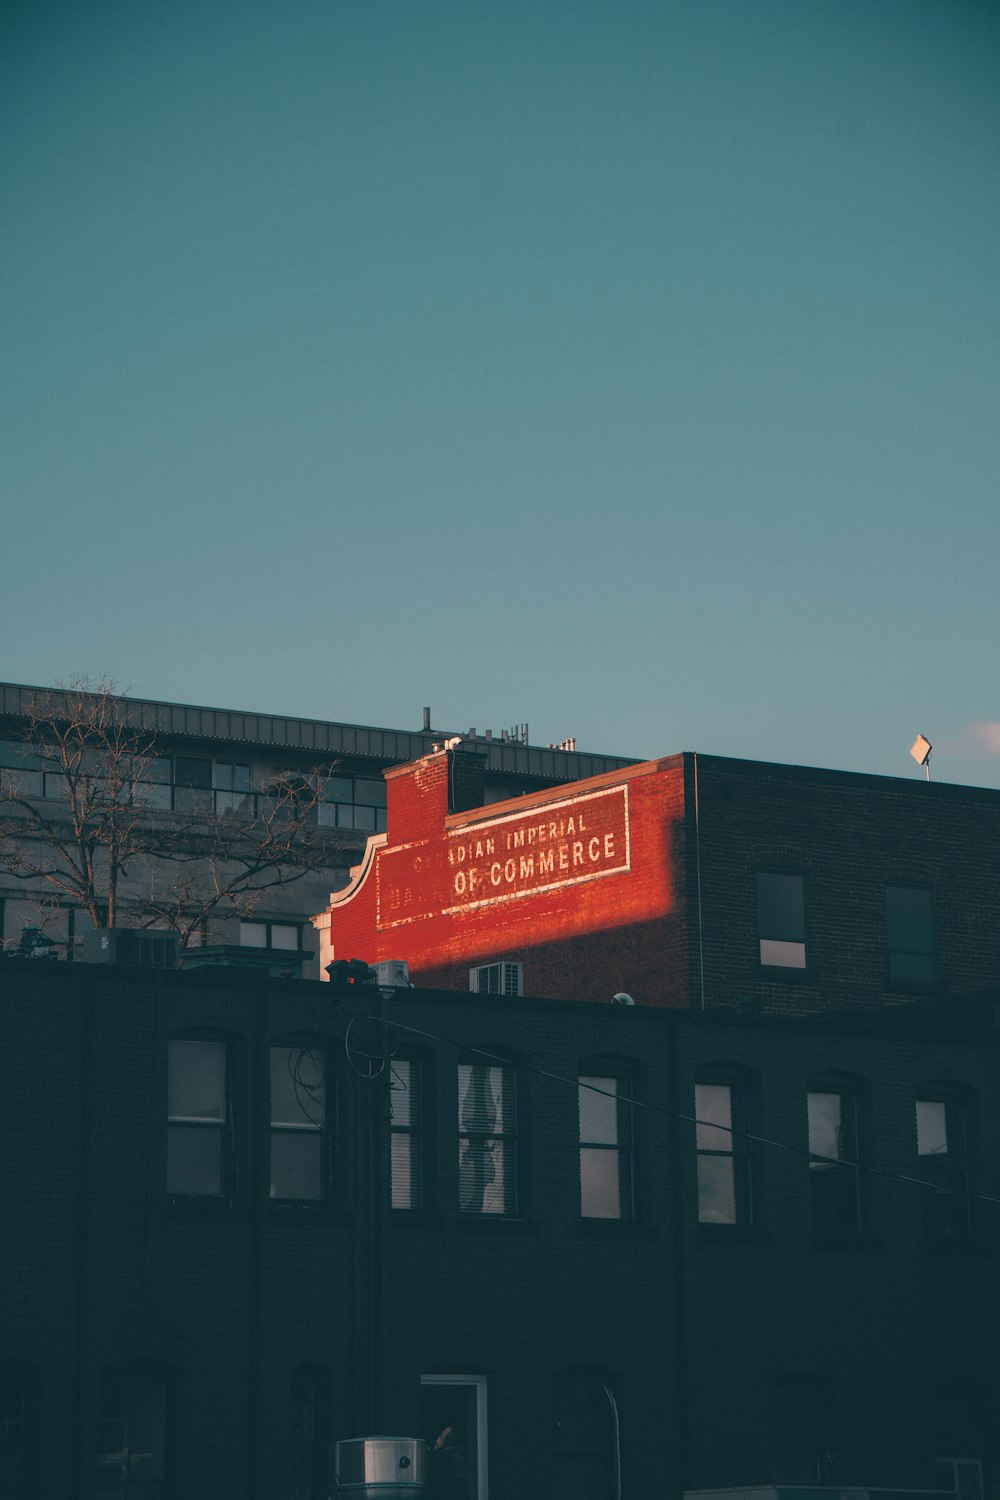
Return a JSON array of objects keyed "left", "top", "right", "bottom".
[{"left": 422, "top": 707, "right": 431, "bottom": 732}]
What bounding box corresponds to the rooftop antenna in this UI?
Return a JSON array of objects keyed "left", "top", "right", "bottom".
[{"left": 910, "top": 733, "right": 932, "bottom": 781}]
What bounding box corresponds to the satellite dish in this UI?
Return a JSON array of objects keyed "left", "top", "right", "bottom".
[{"left": 611, "top": 992, "right": 635, "bottom": 1006}]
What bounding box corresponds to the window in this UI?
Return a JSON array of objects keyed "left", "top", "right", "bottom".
[
  {"left": 240, "top": 919, "right": 301, "bottom": 950},
  {"left": 886, "top": 885, "right": 934, "bottom": 984},
  {"left": 317, "top": 775, "right": 388, "bottom": 833},
  {"left": 97, "top": 1362, "right": 172, "bottom": 1498},
  {"left": 552, "top": 1373, "right": 621, "bottom": 1500},
  {"left": 270, "top": 1045, "right": 330, "bottom": 1203},
  {"left": 916, "top": 1091, "right": 972, "bottom": 1244},
  {"left": 390, "top": 1055, "right": 424, "bottom": 1211},
  {"left": 756, "top": 872, "right": 806, "bottom": 969},
  {"left": 167, "top": 1038, "right": 235, "bottom": 1201},
  {"left": 695, "top": 1075, "right": 753, "bottom": 1225},
  {"left": 579, "top": 1072, "right": 634, "bottom": 1220},
  {"left": 213, "top": 760, "right": 253, "bottom": 813},
  {"left": 769, "top": 1373, "right": 837, "bottom": 1482},
  {"left": 0, "top": 1362, "right": 40, "bottom": 1497},
  {"left": 290, "top": 1365, "right": 333, "bottom": 1500},
  {"left": 458, "top": 1060, "right": 517, "bottom": 1215},
  {"left": 807, "top": 1081, "right": 863, "bottom": 1236},
  {"left": 421, "top": 1374, "right": 488, "bottom": 1500}
]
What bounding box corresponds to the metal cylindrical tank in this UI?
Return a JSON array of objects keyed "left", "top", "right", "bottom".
[{"left": 333, "top": 1436, "right": 425, "bottom": 1500}]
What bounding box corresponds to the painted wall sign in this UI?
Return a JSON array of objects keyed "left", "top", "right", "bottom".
[{"left": 376, "top": 785, "right": 630, "bottom": 927}]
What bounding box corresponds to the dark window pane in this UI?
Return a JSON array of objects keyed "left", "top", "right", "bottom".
[
  {"left": 354, "top": 804, "right": 377, "bottom": 831},
  {"left": 917, "top": 1099, "right": 948, "bottom": 1157},
  {"left": 168, "top": 1040, "right": 225, "bottom": 1120},
  {"left": 886, "top": 886, "right": 933, "bottom": 953},
  {"left": 757, "top": 873, "right": 805, "bottom": 941},
  {"left": 391, "top": 1059, "right": 414, "bottom": 1125},
  {"left": 213, "top": 763, "right": 233, "bottom": 791},
  {"left": 271, "top": 1132, "right": 324, "bottom": 1201},
  {"left": 355, "top": 778, "right": 387, "bottom": 807},
  {"left": 173, "top": 756, "right": 212, "bottom": 789},
  {"left": 326, "top": 776, "right": 354, "bottom": 804},
  {"left": 271, "top": 1048, "right": 325, "bottom": 1127},
  {"left": 167, "top": 1124, "right": 222, "bottom": 1196},
  {"left": 890, "top": 951, "right": 935, "bottom": 983}
]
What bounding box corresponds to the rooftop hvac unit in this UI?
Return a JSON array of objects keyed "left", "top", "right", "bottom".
[
  {"left": 374, "top": 959, "right": 412, "bottom": 987},
  {"left": 81, "top": 928, "right": 180, "bottom": 970},
  {"left": 469, "top": 961, "right": 523, "bottom": 996},
  {"left": 334, "top": 1437, "right": 425, "bottom": 1500}
]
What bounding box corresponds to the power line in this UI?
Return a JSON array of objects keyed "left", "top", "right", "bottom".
[{"left": 376, "top": 1010, "right": 1000, "bottom": 1211}]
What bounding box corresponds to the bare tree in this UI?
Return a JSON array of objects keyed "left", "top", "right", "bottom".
[{"left": 0, "top": 679, "right": 339, "bottom": 949}]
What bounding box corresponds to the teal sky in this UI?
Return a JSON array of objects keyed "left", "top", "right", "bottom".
[{"left": 3, "top": 0, "right": 998, "bottom": 784}]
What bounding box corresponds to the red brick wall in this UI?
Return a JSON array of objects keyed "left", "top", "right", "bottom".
[{"left": 321, "top": 750, "right": 691, "bottom": 1006}]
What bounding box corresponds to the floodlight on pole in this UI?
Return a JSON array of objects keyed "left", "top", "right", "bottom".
[{"left": 910, "top": 734, "right": 932, "bottom": 781}]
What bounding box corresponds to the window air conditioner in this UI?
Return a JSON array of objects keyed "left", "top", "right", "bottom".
[
  {"left": 374, "top": 959, "right": 412, "bottom": 987},
  {"left": 469, "top": 961, "right": 523, "bottom": 996}
]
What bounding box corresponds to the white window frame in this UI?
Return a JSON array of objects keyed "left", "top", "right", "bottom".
[{"left": 420, "top": 1373, "right": 488, "bottom": 1500}]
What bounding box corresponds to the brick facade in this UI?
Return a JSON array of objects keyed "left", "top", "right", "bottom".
[
  {"left": 3, "top": 959, "right": 997, "bottom": 1499},
  {"left": 316, "top": 749, "right": 1000, "bottom": 1014}
]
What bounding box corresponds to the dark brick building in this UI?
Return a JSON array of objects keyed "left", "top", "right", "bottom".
[
  {"left": 318, "top": 748, "right": 1000, "bottom": 1013},
  {"left": 2, "top": 958, "right": 996, "bottom": 1499}
]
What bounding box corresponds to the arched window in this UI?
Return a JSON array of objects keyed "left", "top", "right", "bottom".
[
  {"left": 458, "top": 1053, "right": 520, "bottom": 1216},
  {"left": 97, "top": 1360, "right": 176, "bottom": 1498},
  {"left": 269, "top": 1038, "right": 334, "bottom": 1205},
  {"left": 769, "top": 1372, "right": 837, "bottom": 1483},
  {"left": 289, "top": 1364, "right": 333, "bottom": 1500},
  {"left": 389, "top": 1048, "right": 429, "bottom": 1212},
  {"left": 552, "top": 1370, "right": 621, "bottom": 1500},
  {"left": 915, "top": 1086, "right": 974, "bottom": 1244},
  {"left": 0, "top": 1361, "right": 42, "bottom": 1500},
  {"left": 578, "top": 1060, "right": 639, "bottom": 1221},
  {"left": 694, "top": 1067, "right": 758, "bottom": 1227},
  {"left": 167, "top": 1033, "right": 241, "bottom": 1205},
  {"left": 807, "top": 1073, "right": 867, "bottom": 1237}
]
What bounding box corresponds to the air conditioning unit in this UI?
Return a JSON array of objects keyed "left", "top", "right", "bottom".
[
  {"left": 469, "top": 961, "right": 523, "bottom": 996},
  {"left": 374, "top": 959, "right": 412, "bottom": 987},
  {"left": 81, "top": 928, "right": 180, "bottom": 970}
]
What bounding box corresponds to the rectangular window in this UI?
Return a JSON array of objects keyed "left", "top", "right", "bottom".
[
  {"left": 213, "top": 760, "right": 253, "bottom": 814},
  {"left": 886, "top": 885, "right": 934, "bottom": 983},
  {"left": 917, "top": 1096, "right": 971, "bottom": 1243},
  {"left": 579, "top": 1075, "right": 633, "bottom": 1220},
  {"left": 167, "top": 1039, "right": 231, "bottom": 1200},
  {"left": 458, "top": 1062, "right": 517, "bottom": 1215},
  {"left": 808, "top": 1090, "right": 862, "bottom": 1234},
  {"left": 695, "top": 1080, "right": 751, "bottom": 1225},
  {"left": 240, "top": 919, "right": 301, "bottom": 950},
  {"left": 756, "top": 872, "right": 806, "bottom": 968},
  {"left": 390, "top": 1057, "right": 423, "bottom": 1211},
  {"left": 318, "top": 774, "right": 388, "bottom": 833},
  {"left": 270, "top": 1046, "right": 328, "bottom": 1203}
]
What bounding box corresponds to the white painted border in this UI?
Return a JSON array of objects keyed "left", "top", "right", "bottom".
[
  {"left": 441, "top": 783, "right": 631, "bottom": 915},
  {"left": 421, "top": 1372, "right": 489, "bottom": 1500}
]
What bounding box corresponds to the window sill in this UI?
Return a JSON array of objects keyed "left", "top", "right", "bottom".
[
  {"left": 455, "top": 1215, "right": 539, "bottom": 1234},
  {"left": 756, "top": 965, "right": 815, "bottom": 986},
  {"left": 920, "top": 1237, "right": 992, "bottom": 1258},
  {"left": 881, "top": 979, "right": 942, "bottom": 997},
  {"left": 164, "top": 1199, "right": 245, "bottom": 1223},
  {"left": 577, "top": 1218, "right": 655, "bottom": 1241},
  {"left": 809, "top": 1230, "right": 883, "bottom": 1253},
  {"left": 696, "top": 1223, "right": 772, "bottom": 1246},
  {"left": 266, "top": 1205, "right": 350, "bottom": 1228},
  {"left": 391, "top": 1210, "right": 445, "bottom": 1230}
]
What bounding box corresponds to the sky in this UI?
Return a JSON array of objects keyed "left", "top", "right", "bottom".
[{"left": 2, "top": 0, "right": 998, "bottom": 786}]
